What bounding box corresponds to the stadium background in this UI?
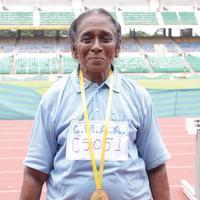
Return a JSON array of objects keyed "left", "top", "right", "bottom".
[
  {"left": 0, "top": 0, "right": 200, "bottom": 119},
  {"left": 0, "top": 0, "right": 199, "bottom": 199}
]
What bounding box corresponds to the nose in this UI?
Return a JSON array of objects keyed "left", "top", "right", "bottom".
[{"left": 91, "top": 38, "right": 102, "bottom": 53}]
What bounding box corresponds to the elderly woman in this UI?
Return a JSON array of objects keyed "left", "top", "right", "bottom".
[{"left": 20, "top": 8, "right": 170, "bottom": 200}]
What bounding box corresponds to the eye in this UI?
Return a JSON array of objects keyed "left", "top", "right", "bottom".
[
  {"left": 101, "top": 36, "right": 113, "bottom": 43},
  {"left": 81, "top": 37, "right": 92, "bottom": 44}
]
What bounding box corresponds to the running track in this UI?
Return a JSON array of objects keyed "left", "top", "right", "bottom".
[{"left": 0, "top": 118, "right": 195, "bottom": 199}]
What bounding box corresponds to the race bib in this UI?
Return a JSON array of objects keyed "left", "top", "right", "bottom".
[{"left": 66, "top": 121, "right": 128, "bottom": 161}]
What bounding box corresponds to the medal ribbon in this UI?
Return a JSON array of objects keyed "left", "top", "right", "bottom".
[{"left": 79, "top": 69, "right": 113, "bottom": 189}]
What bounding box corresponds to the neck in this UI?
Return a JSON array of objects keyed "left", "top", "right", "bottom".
[{"left": 80, "top": 67, "right": 111, "bottom": 85}]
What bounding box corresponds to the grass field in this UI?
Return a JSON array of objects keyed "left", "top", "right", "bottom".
[
  {"left": 1, "top": 79, "right": 200, "bottom": 95},
  {"left": 138, "top": 79, "right": 200, "bottom": 89},
  {"left": 0, "top": 81, "right": 54, "bottom": 95}
]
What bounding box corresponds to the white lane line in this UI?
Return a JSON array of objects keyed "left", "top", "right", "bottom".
[
  {"left": 0, "top": 139, "right": 28, "bottom": 141},
  {"left": 0, "top": 157, "right": 24, "bottom": 160},
  {"left": 170, "top": 153, "right": 195, "bottom": 156},
  {"left": 0, "top": 170, "right": 22, "bottom": 174},
  {"left": 163, "top": 135, "right": 195, "bottom": 138},
  {"left": 0, "top": 189, "right": 46, "bottom": 193},
  {"left": 0, "top": 190, "right": 20, "bottom": 193},
  {"left": 0, "top": 147, "right": 27, "bottom": 149},
  {"left": 166, "top": 143, "right": 194, "bottom": 145},
  {"left": 167, "top": 165, "right": 194, "bottom": 169}
]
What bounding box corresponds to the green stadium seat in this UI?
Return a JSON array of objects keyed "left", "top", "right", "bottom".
[
  {"left": 122, "top": 12, "right": 158, "bottom": 25},
  {"left": 0, "top": 56, "right": 12, "bottom": 74},
  {"left": 0, "top": 12, "right": 33, "bottom": 25},
  {"left": 115, "top": 56, "right": 149, "bottom": 73},
  {"left": 161, "top": 12, "right": 179, "bottom": 25},
  {"left": 179, "top": 12, "right": 198, "bottom": 25},
  {"left": 148, "top": 56, "right": 189, "bottom": 73},
  {"left": 16, "top": 58, "right": 29, "bottom": 74},
  {"left": 61, "top": 56, "right": 77, "bottom": 73},
  {"left": 16, "top": 57, "right": 58, "bottom": 74},
  {"left": 40, "top": 12, "right": 75, "bottom": 26}
]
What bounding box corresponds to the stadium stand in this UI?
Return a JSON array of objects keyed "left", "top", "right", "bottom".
[
  {"left": 0, "top": 0, "right": 199, "bottom": 78},
  {"left": 0, "top": 36, "right": 199, "bottom": 75},
  {"left": 163, "top": 39, "right": 181, "bottom": 53},
  {"left": 60, "top": 55, "right": 77, "bottom": 73},
  {"left": 161, "top": 12, "right": 180, "bottom": 25},
  {"left": 160, "top": 11, "right": 198, "bottom": 26},
  {"left": 0, "top": 35, "right": 200, "bottom": 75},
  {"left": 0, "top": 37, "right": 16, "bottom": 52},
  {"left": 40, "top": 11, "right": 75, "bottom": 26},
  {"left": 0, "top": 56, "right": 13, "bottom": 74},
  {"left": 137, "top": 38, "right": 156, "bottom": 52},
  {"left": 122, "top": 12, "right": 158, "bottom": 25},
  {"left": 59, "top": 37, "right": 71, "bottom": 52},
  {"left": 147, "top": 56, "right": 189, "bottom": 73},
  {"left": 121, "top": 38, "right": 141, "bottom": 52},
  {"left": 175, "top": 37, "right": 200, "bottom": 52},
  {"left": 0, "top": 12, "right": 33, "bottom": 25},
  {"left": 115, "top": 55, "right": 149, "bottom": 73},
  {"left": 18, "top": 37, "right": 57, "bottom": 53},
  {"left": 15, "top": 55, "right": 58, "bottom": 74},
  {"left": 179, "top": 12, "right": 198, "bottom": 25}
]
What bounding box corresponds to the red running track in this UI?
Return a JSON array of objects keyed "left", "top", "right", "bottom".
[{"left": 0, "top": 118, "right": 195, "bottom": 199}]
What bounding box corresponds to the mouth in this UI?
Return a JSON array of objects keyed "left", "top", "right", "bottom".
[{"left": 88, "top": 57, "right": 104, "bottom": 61}]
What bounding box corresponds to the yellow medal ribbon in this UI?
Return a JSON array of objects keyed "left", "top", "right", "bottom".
[{"left": 79, "top": 69, "right": 114, "bottom": 190}]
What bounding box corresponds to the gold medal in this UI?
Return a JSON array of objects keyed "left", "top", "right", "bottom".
[{"left": 90, "top": 189, "right": 110, "bottom": 200}]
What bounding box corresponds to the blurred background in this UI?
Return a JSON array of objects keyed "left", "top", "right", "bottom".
[{"left": 0, "top": 0, "right": 199, "bottom": 119}]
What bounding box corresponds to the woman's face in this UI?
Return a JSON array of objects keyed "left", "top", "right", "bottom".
[{"left": 73, "top": 13, "right": 119, "bottom": 73}]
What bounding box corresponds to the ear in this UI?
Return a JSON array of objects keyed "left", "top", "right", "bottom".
[
  {"left": 115, "top": 39, "right": 121, "bottom": 58},
  {"left": 71, "top": 44, "right": 78, "bottom": 59},
  {"left": 115, "top": 48, "right": 120, "bottom": 57}
]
